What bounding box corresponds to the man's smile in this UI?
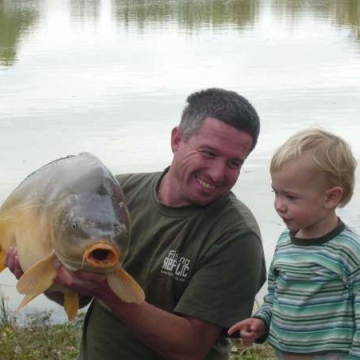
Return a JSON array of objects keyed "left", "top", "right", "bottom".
[{"left": 196, "top": 176, "right": 216, "bottom": 191}]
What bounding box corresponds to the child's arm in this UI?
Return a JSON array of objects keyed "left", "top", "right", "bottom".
[
  {"left": 228, "top": 243, "right": 280, "bottom": 346},
  {"left": 228, "top": 249, "right": 279, "bottom": 345},
  {"left": 227, "top": 317, "right": 267, "bottom": 346}
]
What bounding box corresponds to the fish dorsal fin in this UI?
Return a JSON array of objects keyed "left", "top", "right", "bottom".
[
  {"left": 16, "top": 294, "right": 39, "bottom": 312},
  {"left": 63, "top": 292, "right": 79, "bottom": 321},
  {"left": 107, "top": 268, "right": 145, "bottom": 304},
  {"left": 16, "top": 252, "right": 58, "bottom": 295}
]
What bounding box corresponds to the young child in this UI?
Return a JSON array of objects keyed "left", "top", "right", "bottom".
[{"left": 228, "top": 128, "right": 360, "bottom": 360}]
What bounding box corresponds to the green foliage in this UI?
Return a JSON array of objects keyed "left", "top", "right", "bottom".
[
  {"left": 231, "top": 340, "right": 276, "bottom": 360},
  {"left": 0, "top": 296, "right": 275, "bottom": 360},
  {"left": 0, "top": 296, "right": 82, "bottom": 360},
  {"left": 0, "top": 296, "right": 13, "bottom": 328}
]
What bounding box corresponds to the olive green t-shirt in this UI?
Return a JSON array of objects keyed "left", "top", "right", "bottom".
[{"left": 79, "top": 171, "right": 266, "bottom": 360}]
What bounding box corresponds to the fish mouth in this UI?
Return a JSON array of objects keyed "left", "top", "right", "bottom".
[{"left": 83, "top": 242, "right": 120, "bottom": 269}]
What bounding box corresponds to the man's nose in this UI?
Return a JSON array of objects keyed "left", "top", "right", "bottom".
[{"left": 208, "top": 160, "right": 226, "bottom": 182}]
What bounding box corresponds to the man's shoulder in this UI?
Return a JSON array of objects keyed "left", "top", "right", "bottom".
[
  {"left": 221, "top": 192, "right": 259, "bottom": 225},
  {"left": 226, "top": 192, "right": 254, "bottom": 213},
  {"left": 116, "top": 172, "right": 159, "bottom": 187},
  {"left": 206, "top": 192, "right": 261, "bottom": 239}
]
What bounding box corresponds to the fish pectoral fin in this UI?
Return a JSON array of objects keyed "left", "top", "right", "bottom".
[
  {"left": 63, "top": 292, "right": 79, "bottom": 321},
  {"left": 16, "top": 253, "right": 58, "bottom": 295},
  {"left": 16, "top": 294, "right": 39, "bottom": 312},
  {"left": 107, "top": 269, "right": 145, "bottom": 304}
]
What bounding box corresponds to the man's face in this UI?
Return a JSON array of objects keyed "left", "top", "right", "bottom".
[{"left": 169, "top": 117, "right": 253, "bottom": 206}]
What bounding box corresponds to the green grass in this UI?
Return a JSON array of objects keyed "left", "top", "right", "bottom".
[
  {"left": 0, "top": 296, "right": 275, "bottom": 360},
  {"left": 0, "top": 296, "right": 82, "bottom": 360},
  {"left": 231, "top": 340, "right": 276, "bottom": 360}
]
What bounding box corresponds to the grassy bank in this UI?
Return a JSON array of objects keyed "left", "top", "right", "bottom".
[
  {"left": 231, "top": 341, "right": 276, "bottom": 360},
  {"left": 0, "top": 297, "right": 81, "bottom": 360},
  {"left": 0, "top": 297, "right": 275, "bottom": 360}
]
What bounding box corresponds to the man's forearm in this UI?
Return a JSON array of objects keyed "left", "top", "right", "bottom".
[
  {"left": 53, "top": 267, "right": 221, "bottom": 360},
  {"left": 101, "top": 291, "right": 221, "bottom": 360}
]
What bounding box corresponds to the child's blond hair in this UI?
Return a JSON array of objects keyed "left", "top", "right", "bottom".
[{"left": 270, "top": 128, "right": 357, "bottom": 207}]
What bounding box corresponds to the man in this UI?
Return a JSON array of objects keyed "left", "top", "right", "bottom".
[{"left": 6, "top": 88, "right": 266, "bottom": 360}]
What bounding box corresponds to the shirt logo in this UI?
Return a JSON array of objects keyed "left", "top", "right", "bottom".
[{"left": 161, "top": 250, "right": 191, "bottom": 282}]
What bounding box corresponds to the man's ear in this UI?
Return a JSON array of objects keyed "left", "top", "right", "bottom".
[
  {"left": 324, "top": 186, "right": 343, "bottom": 209},
  {"left": 171, "top": 126, "right": 182, "bottom": 153}
]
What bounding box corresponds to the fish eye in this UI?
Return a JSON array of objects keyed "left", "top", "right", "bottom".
[
  {"left": 86, "top": 219, "right": 96, "bottom": 228},
  {"left": 72, "top": 221, "right": 79, "bottom": 230}
]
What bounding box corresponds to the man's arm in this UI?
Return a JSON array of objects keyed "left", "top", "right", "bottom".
[
  {"left": 55, "top": 266, "right": 222, "bottom": 360},
  {"left": 5, "top": 248, "right": 222, "bottom": 360}
]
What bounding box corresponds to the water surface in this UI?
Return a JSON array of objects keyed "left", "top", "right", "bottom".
[{"left": 0, "top": 0, "right": 359, "bottom": 320}]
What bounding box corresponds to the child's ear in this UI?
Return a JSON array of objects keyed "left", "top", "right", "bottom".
[{"left": 324, "top": 186, "right": 343, "bottom": 209}]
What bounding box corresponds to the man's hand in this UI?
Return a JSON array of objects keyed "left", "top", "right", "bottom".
[
  {"left": 4, "top": 247, "right": 23, "bottom": 279},
  {"left": 54, "top": 266, "right": 112, "bottom": 300}
]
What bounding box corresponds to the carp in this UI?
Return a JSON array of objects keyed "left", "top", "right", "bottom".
[{"left": 0, "top": 152, "right": 144, "bottom": 320}]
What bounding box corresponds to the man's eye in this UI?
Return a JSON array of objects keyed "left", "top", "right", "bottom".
[
  {"left": 202, "top": 151, "right": 215, "bottom": 158},
  {"left": 228, "top": 160, "right": 241, "bottom": 169}
]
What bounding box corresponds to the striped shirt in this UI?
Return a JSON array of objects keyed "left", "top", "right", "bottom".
[{"left": 255, "top": 220, "right": 360, "bottom": 359}]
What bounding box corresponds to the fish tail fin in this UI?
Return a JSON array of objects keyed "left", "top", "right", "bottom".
[
  {"left": 16, "top": 294, "right": 39, "bottom": 312},
  {"left": 107, "top": 269, "right": 145, "bottom": 304},
  {"left": 63, "top": 292, "right": 79, "bottom": 321}
]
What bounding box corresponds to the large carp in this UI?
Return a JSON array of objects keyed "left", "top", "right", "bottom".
[{"left": 0, "top": 152, "right": 144, "bottom": 320}]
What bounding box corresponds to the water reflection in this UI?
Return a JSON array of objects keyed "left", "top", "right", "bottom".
[
  {"left": 0, "top": 0, "right": 39, "bottom": 67},
  {"left": 272, "top": 0, "right": 359, "bottom": 42},
  {"left": 332, "top": 0, "right": 360, "bottom": 41},
  {"left": 109, "top": 0, "right": 359, "bottom": 38},
  {"left": 111, "top": 0, "right": 258, "bottom": 31},
  {"left": 1, "top": 0, "right": 359, "bottom": 69},
  {"left": 70, "top": 0, "right": 101, "bottom": 22}
]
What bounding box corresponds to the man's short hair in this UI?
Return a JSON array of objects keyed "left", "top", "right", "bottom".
[{"left": 180, "top": 88, "right": 260, "bottom": 153}]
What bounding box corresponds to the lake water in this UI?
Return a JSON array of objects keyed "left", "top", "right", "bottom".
[{"left": 1, "top": 0, "right": 360, "bottom": 322}]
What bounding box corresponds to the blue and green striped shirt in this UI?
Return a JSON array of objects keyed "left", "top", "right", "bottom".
[{"left": 255, "top": 220, "right": 360, "bottom": 359}]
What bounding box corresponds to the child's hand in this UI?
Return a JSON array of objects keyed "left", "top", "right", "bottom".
[{"left": 227, "top": 318, "right": 266, "bottom": 346}]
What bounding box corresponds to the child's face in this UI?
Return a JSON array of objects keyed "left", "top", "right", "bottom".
[{"left": 271, "top": 154, "right": 335, "bottom": 238}]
